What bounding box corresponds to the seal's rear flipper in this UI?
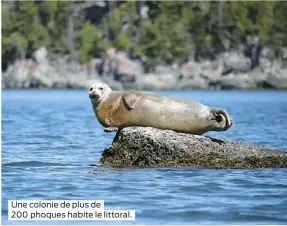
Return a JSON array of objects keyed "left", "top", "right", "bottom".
[{"left": 210, "top": 107, "right": 233, "bottom": 131}]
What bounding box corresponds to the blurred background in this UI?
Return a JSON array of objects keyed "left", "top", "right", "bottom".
[{"left": 2, "top": 0, "right": 287, "bottom": 90}]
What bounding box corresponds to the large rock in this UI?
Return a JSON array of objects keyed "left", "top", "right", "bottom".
[
  {"left": 2, "top": 60, "right": 35, "bottom": 88},
  {"left": 154, "top": 64, "right": 178, "bottom": 75},
  {"left": 180, "top": 60, "right": 202, "bottom": 79},
  {"left": 33, "top": 47, "right": 48, "bottom": 65},
  {"left": 216, "top": 69, "right": 268, "bottom": 90},
  {"left": 178, "top": 77, "right": 209, "bottom": 90},
  {"left": 264, "top": 65, "right": 287, "bottom": 89},
  {"left": 200, "top": 59, "right": 223, "bottom": 82},
  {"left": 100, "top": 127, "right": 287, "bottom": 169},
  {"left": 114, "top": 51, "right": 144, "bottom": 82},
  {"left": 99, "top": 49, "right": 143, "bottom": 86},
  {"left": 220, "top": 51, "right": 251, "bottom": 74}
]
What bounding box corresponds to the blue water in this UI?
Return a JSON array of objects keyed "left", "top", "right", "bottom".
[{"left": 2, "top": 90, "right": 287, "bottom": 225}]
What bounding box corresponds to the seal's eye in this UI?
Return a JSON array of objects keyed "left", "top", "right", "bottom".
[
  {"left": 89, "top": 87, "right": 93, "bottom": 91},
  {"left": 99, "top": 87, "right": 103, "bottom": 90}
]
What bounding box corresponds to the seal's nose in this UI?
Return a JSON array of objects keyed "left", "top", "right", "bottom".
[
  {"left": 89, "top": 92, "right": 94, "bottom": 98},
  {"left": 89, "top": 91, "right": 97, "bottom": 99}
]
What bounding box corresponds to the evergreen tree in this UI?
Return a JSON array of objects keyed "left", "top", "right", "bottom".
[{"left": 2, "top": 1, "right": 287, "bottom": 70}]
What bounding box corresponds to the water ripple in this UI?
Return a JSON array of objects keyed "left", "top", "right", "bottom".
[{"left": 2, "top": 161, "right": 75, "bottom": 168}]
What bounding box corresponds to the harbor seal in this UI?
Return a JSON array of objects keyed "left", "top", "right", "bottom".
[{"left": 88, "top": 83, "right": 233, "bottom": 135}]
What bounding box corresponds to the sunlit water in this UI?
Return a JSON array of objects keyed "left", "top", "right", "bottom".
[{"left": 2, "top": 90, "right": 287, "bottom": 224}]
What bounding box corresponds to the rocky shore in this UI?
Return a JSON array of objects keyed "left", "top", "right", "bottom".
[
  {"left": 100, "top": 127, "right": 287, "bottom": 169},
  {"left": 2, "top": 47, "right": 287, "bottom": 90}
]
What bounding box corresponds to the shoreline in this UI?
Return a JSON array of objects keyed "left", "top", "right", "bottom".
[{"left": 2, "top": 48, "right": 287, "bottom": 91}]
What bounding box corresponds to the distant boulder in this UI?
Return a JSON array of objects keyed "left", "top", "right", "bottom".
[
  {"left": 220, "top": 51, "right": 251, "bottom": 74},
  {"left": 140, "top": 73, "right": 178, "bottom": 90},
  {"left": 180, "top": 60, "right": 202, "bottom": 79},
  {"left": 33, "top": 47, "right": 48, "bottom": 61},
  {"left": 99, "top": 49, "right": 144, "bottom": 86}
]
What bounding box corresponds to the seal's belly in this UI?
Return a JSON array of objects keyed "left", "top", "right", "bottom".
[{"left": 125, "top": 96, "right": 212, "bottom": 133}]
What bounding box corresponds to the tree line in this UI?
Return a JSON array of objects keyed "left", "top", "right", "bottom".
[{"left": 2, "top": 1, "right": 287, "bottom": 71}]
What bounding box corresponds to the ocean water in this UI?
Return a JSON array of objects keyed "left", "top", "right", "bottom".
[{"left": 1, "top": 89, "right": 287, "bottom": 225}]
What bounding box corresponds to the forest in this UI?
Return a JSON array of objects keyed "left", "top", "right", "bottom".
[{"left": 2, "top": 1, "right": 287, "bottom": 71}]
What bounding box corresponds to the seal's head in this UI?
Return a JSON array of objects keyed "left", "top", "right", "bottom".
[{"left": 88, "top": 83, "right": 112, "bottom": 106}]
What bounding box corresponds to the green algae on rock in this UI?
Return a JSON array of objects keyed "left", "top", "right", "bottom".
[{"left": 100, "top": 127, "right": 287, "bottom": 169}]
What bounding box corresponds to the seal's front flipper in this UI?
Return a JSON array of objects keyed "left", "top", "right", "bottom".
[
  {"left": 104, "top": 127, "right": 118, "bottom": 132},
  {"left": 122, "top": 92, "right": 138, "bottom": 110}
]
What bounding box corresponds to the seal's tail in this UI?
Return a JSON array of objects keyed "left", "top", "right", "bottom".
[{"left": 210, "top": 107, "right": 234, "bottom": 131}]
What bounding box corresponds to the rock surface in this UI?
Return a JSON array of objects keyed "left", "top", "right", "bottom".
[{"left": 100, "top": 127, "right": 287, "bottom": 169}]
